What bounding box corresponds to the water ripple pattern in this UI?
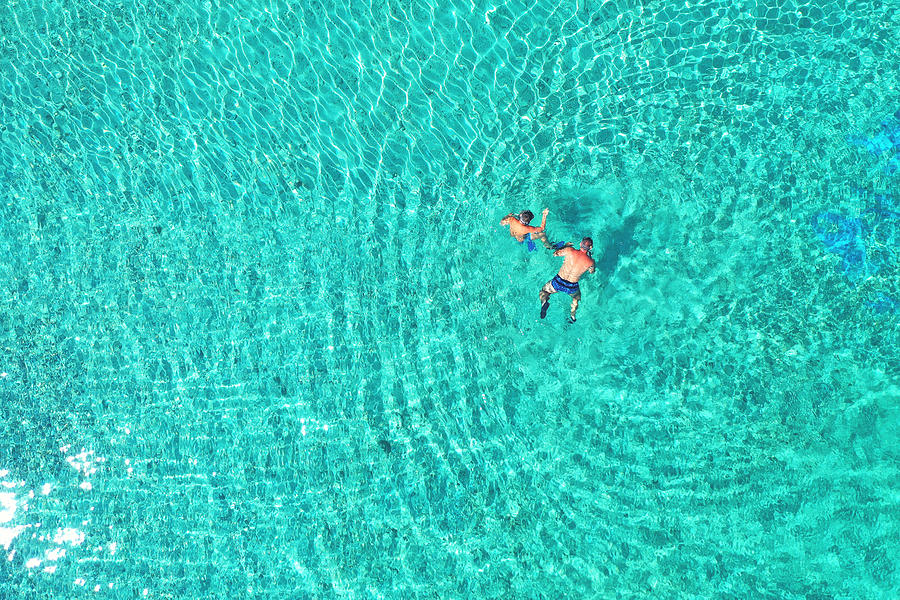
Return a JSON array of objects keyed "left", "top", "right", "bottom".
[{"left": 1, "top": 0, "right": 898, "bottom": 598}]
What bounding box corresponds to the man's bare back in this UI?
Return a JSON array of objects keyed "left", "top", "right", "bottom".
[{"left": 554, "top": 246, "right": 596, "bottom": 282}]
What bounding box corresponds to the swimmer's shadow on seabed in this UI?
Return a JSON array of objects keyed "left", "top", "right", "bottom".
[{"left": 594, "top": 215, "right": 640, "bottom": 278}]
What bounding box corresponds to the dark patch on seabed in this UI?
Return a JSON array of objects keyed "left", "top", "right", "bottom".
[
  {"left": 848, "top": 108, "right": 900, "bottom": 175},
  {"left": 596, "top": 215, "right": 640, "bottom": 276},
  {"left": 553, "top": 194, "right": 596, "bottom": 229},
  {"left": 812, "top": 107, "right": 900, "bottom": 314}
]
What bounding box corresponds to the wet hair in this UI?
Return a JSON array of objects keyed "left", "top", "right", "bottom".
[
  {"left": 519, "top": 210, "right": 534, "bottom": 224},
  {"left": 581, "top": 237, "right": 593, "bottom": 249}
]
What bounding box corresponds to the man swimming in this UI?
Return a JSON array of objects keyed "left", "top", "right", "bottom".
[
  {"left": 500, "top": 208, "right": 553, "bottom": 251},
  {"left": 540, "top": 237, "right": 595, "bottom": 323}
]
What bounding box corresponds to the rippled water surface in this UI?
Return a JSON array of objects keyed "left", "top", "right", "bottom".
[{"left": 1, "top": 0, "right": 899, "bottom": 598}]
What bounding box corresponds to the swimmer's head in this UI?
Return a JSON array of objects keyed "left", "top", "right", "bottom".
[
  {"left": 518, "top": 210, "right": 534, "bottom": 224},
  {"left": 580, "top": 237, "right": 593, "bottom": 252}
]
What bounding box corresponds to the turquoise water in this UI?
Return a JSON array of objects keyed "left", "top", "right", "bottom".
[{"left": 1, "top": 0, "right": 899, "bottom": 597}]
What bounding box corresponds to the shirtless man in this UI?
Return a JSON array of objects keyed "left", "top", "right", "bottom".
[
  {"left": 540, "top": 237, "right": 595, "bottom": 323},
  {"left": 500, "top": 208, "right": 553, "bottom": 251}
]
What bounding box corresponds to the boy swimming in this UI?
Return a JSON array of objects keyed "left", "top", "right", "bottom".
[{"left": 500, "top": 208, "right": 553, "bottom": 251}]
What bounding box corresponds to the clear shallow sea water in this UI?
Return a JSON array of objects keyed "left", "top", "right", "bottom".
[{"left": 1, "top": 0, "right": 898, "bottom": 598}]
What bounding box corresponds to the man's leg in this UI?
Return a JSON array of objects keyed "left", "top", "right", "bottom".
[
  {"left": 540, "top": 281, "right": 555, "bottom": 318},
  {"left": 568, "top": 291, "right": 581, "bottom": 323},
  {"left": 532, "top": 231, "right": 554, "bottom": 249}
]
